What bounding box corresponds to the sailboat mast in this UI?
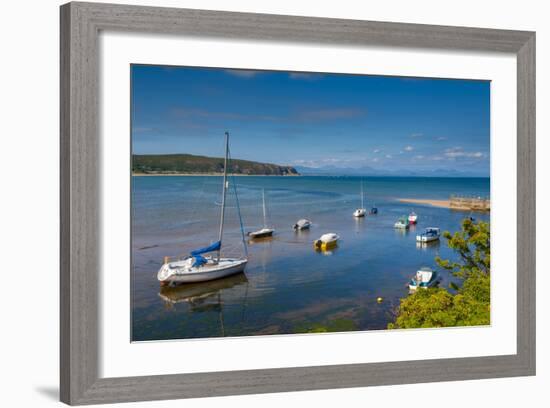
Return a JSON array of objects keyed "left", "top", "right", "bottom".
[
  {"left": 262, "top": 189, "right": 267, "bottom": 228},
  {"left": 360, "top": 182, "right": 364, "bottom": 208},
  {"left": 217, "top": 131, "right": 229, "bottom": 261}
]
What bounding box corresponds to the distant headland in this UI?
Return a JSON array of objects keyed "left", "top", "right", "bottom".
[{"left": 132, "top": 154, "right": 299, "bottom": 176}]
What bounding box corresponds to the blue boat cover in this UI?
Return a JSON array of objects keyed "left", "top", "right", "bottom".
[
  {"left": 192, "top": 255, "right": 207, "bottom": 267},
  {"left": 190, "top": 240, "right": 221, "bottom": 256}
]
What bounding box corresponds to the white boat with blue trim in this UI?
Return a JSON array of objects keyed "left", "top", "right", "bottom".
[
  {"left": 157, "top": 132, "right": 248, "bottom": 286},
  {"left": 293, "top": 218, "right": 312, "bottom": 231},
  {"left": 416, "top": 227, "right": 441, "bottom": 243},
  {"left": 408, "top": 267, "right": 440, "bottom": 291}
]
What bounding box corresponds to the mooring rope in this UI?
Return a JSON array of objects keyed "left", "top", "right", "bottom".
[{"left": 228, "top": 146, "right": 248, "bottom": 258}]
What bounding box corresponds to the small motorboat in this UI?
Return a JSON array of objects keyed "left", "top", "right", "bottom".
[
  {"left": 416, "top": 227, "right": 440, "bottom": 243},
  {"left": 409, "top": 267, "right": 440, "bottom": 291},
  {"left": 293, "top": 218, "right": 312, "bottom": 231},
  {"left": 394, "top": 217, "right": 410, "bottom": 229},
  {"left": 408, "top": 211, "right": 418, "bottom": 224},
  {"left": 370, "top": 204, "right": 378, "bottom": 215},
  {"left": 249, "top": 189, "right": 274, "bottom": 239},
  {"left": 314, "top": 233, "right": 339, "bottom": 250},
  {"left": 353, "top": 181, "right": 367, "bottom": 218}
]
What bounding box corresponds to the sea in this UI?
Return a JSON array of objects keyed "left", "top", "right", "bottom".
[{"left": 131, "top": 175, "right": 490, "bottom": 341}]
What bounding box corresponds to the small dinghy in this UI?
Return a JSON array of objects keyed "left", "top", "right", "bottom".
[
  {"left": 394, "top": 217, "right": 410, "bottom": 229},
  {"left": 313, "top": 233, "right": 339, "bottom": 250},
  {"left": 409, "top": 267, "right": 440, "bottom": 291},
  {"left": 370, "top": 204, "right": 378, "bottom": 215},
  {"left": 157, "top": 132, "right": 248, "bottom": 286},
  {"left": 248, "top": 189, "right": 274, "bottom": 239},
  {"left": 293, "top": 218, "right": 312, "bottom": 231},
  {"left": 408, "top": 211, "right": 418, "bottom": 224},
  {"left": 416, "top": 227, "right": 440, "bottom": 243},
  {"left": 353, "top": 181, "right": 367, "bottom": 217}
]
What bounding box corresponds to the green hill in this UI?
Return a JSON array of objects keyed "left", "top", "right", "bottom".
[{"left": 132, "top": 154, "right": 299, "bottom": 176}]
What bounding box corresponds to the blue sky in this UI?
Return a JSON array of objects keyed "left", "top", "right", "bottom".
[{"left": 131, "top": 65, "right": 490, "bottom": 176}]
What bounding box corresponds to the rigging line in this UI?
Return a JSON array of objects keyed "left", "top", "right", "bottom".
[{"left": 228, "top": 146, "right": 249, "bottom": 258}]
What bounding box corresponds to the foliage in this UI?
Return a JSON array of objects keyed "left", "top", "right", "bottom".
[
  {"left": 389, "top": 219, "right": 490, "bottom": 329},
  {"left": 435, "top": 218, "right": 490, "bottom": 278}
]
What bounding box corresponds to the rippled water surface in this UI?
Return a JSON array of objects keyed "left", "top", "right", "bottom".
[{"left": 131, "top": 176, "right": 490, "bottom": 341}]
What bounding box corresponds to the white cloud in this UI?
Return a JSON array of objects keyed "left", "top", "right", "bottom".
[
  {"left": 443, "top": 147, "right": 486, "bottom": 159},
  {"left": 410, "top": 133, "right": 423, "bottom": 138},
  {"left": 404, "top": 145, "right": 414, "bottom": 152},
  {"left": 435, "top": 136, "right": 447, "bottom": 141},
  {"left": 373, "top": 149, "right": 381, "bottom": 154},
  {"left": 385, "top": 154, "right": 393, "bottom": 159}
]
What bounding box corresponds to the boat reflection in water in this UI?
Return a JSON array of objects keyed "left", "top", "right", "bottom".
[
  {"left": 415, "top": 240, "right": 441, "bottom": 250},
  {"left": 159, "top": 272, "right": 249, "bottom": 337},
  {"left": 159, "top": 272, "right": 248, "bottom": 306}
]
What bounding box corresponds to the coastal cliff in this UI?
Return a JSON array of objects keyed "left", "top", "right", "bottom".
[{"left": 132, "top": 154, "right": 299, "bottom": 176}]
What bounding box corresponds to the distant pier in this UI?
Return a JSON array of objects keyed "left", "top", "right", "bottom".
[
  {"left": 449, "top": 195, "right": 490, "bottom": 212},
  {"left": 398, "top": 196, "right": 490, "bottom": 212}
]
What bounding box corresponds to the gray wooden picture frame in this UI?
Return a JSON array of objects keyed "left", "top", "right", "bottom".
[{"left": 60, "top": 1, "right": 536, "bottom": 405}]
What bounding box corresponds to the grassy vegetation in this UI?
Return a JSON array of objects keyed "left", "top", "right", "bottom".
[{"left": 132, "top": 153, "right": 299, "bottom": 176}]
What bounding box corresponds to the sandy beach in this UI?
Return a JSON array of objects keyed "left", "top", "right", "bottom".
[{"left": 398, "top": 198, "right": 452, "bottom": 208}]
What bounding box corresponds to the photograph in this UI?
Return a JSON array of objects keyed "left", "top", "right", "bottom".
[{"left": 130, "top": 65, "right": 491, "bottom": 341}]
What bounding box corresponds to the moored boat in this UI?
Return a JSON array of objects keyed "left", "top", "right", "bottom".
[
  {"left": 416, "top": 227, "right": 440, "bottom": 243},
  {"left": 370, "top": 204, "right": 378, "bottom": 215},
  {"left": 394, "top": 217, "right": 410, "bottom": 229},
  {"left": 157, "top": 132, "right": 248, "bottom": 286},
  {"left": 353, "top": 181, "right": 367, "bottom": 217},
  {"left": 409, "top": 267, "right": 440, "bottom": 291},
  {"left": 408, "top": 211, "right": 418, "bottom": 224},
  {"left": 249, "top": 189, "right": 274, "bottom": 239},
  {"left": 293, "top": 218, "right": 312, "bottom": 231},
  {"left": 314, "top": 233, "right": 339, "bottom": 250}
]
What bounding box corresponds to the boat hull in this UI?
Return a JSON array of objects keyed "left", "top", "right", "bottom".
[
  {"left": 416, "top": 235, "right": 439, "bottom": 242},
  {"left": 394, "top": 223, "right": 409, "bottom": 229},
  {"left": 249, "top": 230, "right": 274, "bottom": 239},
  {"left": 158, "top": 258, "right": 248, "bottom": 285},
  {"left": 353, "top": 209, "right": 366, "bottom": 218},
  {"left": 313, "top": 234, "right": 339, "bottom": 251}
]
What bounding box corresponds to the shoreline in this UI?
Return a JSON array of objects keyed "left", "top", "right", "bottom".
[
  {"left": 398, "top": 198, "right": 490, "bottom": 212},
  {"left": 132, "top": 173, "right": 301, "bottom": 177},
  {"left": 398, "top": 198, "right": 452, "bottom": 208}
]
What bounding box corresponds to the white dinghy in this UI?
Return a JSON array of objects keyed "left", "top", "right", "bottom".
[
  {"left": 157, "top": 132, "right": 248, "bottom": 286},
  {"left": 293, "top": 218, "right": 312, "bottom": 231}
]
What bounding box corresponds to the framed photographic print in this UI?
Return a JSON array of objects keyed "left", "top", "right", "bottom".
[{"left": 60, "top": 1, "right": 535, "bottom": 405}]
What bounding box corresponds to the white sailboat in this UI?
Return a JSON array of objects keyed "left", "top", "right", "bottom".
[
  {"left": 157, "top": 132, "right": 248, "bottom": 286},
  {"left": 353, "top": 181, "right": 367, "bottom": 218},
  {"left": 248, "top": 189, "right": 274, "bottom": 239}
]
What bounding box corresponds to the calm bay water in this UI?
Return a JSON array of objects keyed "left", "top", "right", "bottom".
[{"left": 131, "top": 176, "right": 490, "bottom": 341}]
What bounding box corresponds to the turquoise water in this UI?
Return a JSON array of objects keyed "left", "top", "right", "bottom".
[{"left": 131, "top": 176, "right": 490, "bottom": 341}]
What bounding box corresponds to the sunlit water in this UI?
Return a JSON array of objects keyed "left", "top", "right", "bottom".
[{"left": 131, "top": 176, "right": 490, "bottom": 341}]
